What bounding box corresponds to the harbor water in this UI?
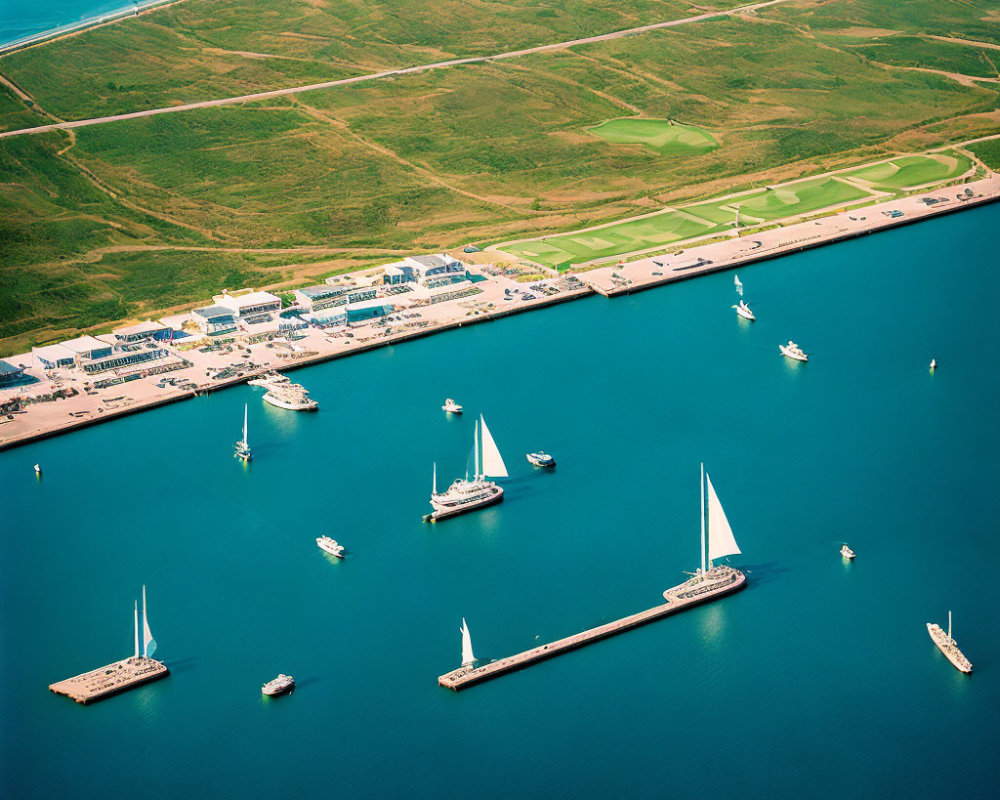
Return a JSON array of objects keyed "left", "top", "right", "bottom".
[{"left": 2, "top": 204, "right": 999, "bottom": 798}]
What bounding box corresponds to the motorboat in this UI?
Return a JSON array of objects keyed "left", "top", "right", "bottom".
[
  {"left": 442, "top": 398, "right": 463, "bottom": 414},
  {"left": 526, "top": 452, "right": 556, "bottom": 468},
  {"left": 840, "top": 544, "right": 855, "bottom": 559},
  {"left": 316, "top": 536, "right": 345, "bottom": 558},
  {"left": 735, "top": 299, "right": 755, "bottom": 321},
  {"left": 262, "top": 674, "right": 295, "bottom": 696},
  {"left": 779, "top": 341, "right": 808, "bottom": 362}
]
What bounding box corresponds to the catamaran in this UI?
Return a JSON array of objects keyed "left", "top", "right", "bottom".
[
  {"left": 927, "top": 611, "right": 972, "bottom": 673},
  {"left": 427, "top": 414, "right": 507, "bottom": 521},
  {"left": 234, "top": 403, "right": 252, "bottom": 461},
  {"left": 662, "top": 464, "right": 747, "bottom": 602}
]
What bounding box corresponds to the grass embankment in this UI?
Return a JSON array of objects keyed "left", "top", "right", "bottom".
[
  {"left": 588, "top": 118, "right": 719, "bottom": 156},
  {"left": 1, "top": 0, "right": 998, "bottom": 354}
]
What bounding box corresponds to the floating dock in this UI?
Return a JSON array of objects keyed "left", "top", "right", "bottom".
[
  {"left": 438, "top": 570, "right": 746, "bottom": 690},
  {"left": 49, "top": 657, "right": 169, "bottom": 704}
]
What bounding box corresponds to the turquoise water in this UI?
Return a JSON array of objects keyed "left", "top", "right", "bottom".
[
  {"left": 1, "top": 0, "right": 150, "bottom": 45},
  {"left": 2, "top": 205, "right": 999, "bottom": 798}
]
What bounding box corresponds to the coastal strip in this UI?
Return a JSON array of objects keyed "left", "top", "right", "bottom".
[
  {"left": 439, "top": 572, "right": 747, "bottom": 691},
  {"left": 49, "top": 657, "right": 169, "bottom": 704},
  {"left": 0, "top": 0, "right": 789, "bottom": 139},
  {"left": 2, "top": 173, "right": 998, "bottom": 454}
]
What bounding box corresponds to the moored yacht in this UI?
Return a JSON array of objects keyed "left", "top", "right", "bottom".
[
  {"left": 840, "top": 544, "right": 855, "bottom": 559},
  {"left": 526, "top": 451, "right": 556, "bottom": 468},
  {"left": 442, "top": 398, "right": 463, "bottom": 414},
  {"left": 927, "top": 611, "right": 972, "bottom": 673},
  {"left": 662, "top": 464, "right": 747, "bottom": 603},
  {"left": 262, "top": 674, "right": 295, "bottom": 696},
  {"left": 735, "top": 299, "right": 755, "bottom": 321},
  {"left": 248, "top": 371, "right": 290, "bottom": 388},
  {"left": 427, "top": 415, "right": 507, "bottom": 521},
  {"left": 316, "top": 536, "right": 345, "bottom": 558},
  {"left": 779, "top": 341, "right": 809, "bottom": 362},
  {"left": 234, "top": 404, "right": 253, "bottom": 461},
  {"left": 263, "top": 382, "right": 318, "bottom": 411}
]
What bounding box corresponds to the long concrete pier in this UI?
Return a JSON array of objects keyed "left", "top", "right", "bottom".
[
  {"left": 49, "top": 657, "right": 168, "bottom": 704},
  {"left": 438, "top": 570, "right": 746, "bottom": 691}
]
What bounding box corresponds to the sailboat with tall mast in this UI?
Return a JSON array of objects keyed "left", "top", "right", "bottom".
[
  {"left": 927, "top": 610, "right": 972, "bottom": 673},
  {"left": 234, "top": 403, "right": 252, "bottom": 461},
  {"left": 426, "top": 414, "right": 507, "bottom": 521},
  {"left": 663, "top": 464, "right": 747, "bottom": 602},
  {"left": 460, "top": 618, "right": 477, "bottom": 668}
]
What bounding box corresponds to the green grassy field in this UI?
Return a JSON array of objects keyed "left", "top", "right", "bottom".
[
  {"left": 589, "top": 118, "right": 719, "bottom": 156},
  {"left": 838, "top": 35, "right": 1000, "bottom": 80},
  {"left": 844, "top": 152, "right": 973, "bottom": 189},
  {"left": 1, "top": 0, "right": 997, "bottom": 354},
  {"left": 969, "top": 138, "right": 1000, "bottom": 170}
]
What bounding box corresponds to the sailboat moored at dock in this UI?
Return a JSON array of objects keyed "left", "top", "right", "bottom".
[{"left": 426, "top": 415, "right": 507, "bottom": 521}]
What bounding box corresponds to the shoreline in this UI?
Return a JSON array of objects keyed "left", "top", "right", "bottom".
[
  {"left": 2, "top": 173, "right": 997, "bottom": 454},
  {"left": 0, "top": 0, "right": 183, "bottom": 55}
]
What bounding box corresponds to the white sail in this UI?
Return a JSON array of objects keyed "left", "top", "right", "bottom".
[
  {"left": 460, "top": 617, "right": 476, "bottom": 667},
  {"left": 142, "top": 585, "right": 156, "bottom": 659},
  {"left": 706, "top": 473, "right": 741, "bottom": 562},
  {"left": 734, "top": 274, "right": 743, "bottom": 296},
  {"left": 133, "top": 600, "right": 139, "bottom": 659},
  {"left": 699, "top": 463, "right": 707, "bottom": 574},
  {"left": 242, "top": 404, "right": 248, "bottom": 447},
  {"left": 432, "top": 462, "right": 438, "bottom": 496},
  {"left": 473, "top": 419, "right": 480, "bottom": 479},
  {"left": 479, "top": 415, "right": 508, "bottom": 478}
]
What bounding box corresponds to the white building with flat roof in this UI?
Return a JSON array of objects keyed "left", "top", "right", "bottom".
[
  {"left": 382, "top": 254, "right": 467, "bottom": 288},
  {"left": 32, "top": 343, "right": 77, "bottom": 370},
  {"left": 112, "top": 320, "right": 173, "bottom": 343},
  {"left": 213, "top": 290, "right": 282, "bottom": 321}
]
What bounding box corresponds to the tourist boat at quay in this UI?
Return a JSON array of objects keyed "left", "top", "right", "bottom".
[
  {"left": 779, "top": 341, "right": 809, "bottom": 362},
  {"left": 662, "top": 464, "right": 746, "bottom": 603},
  {"left": 841, "top": 544, "right": 855, "bottom": 559},
  {"left": 427, "top": 414, "right": 507, "bottom": 521},
  {"left": 262, "top": 674, "right": 295, "bottom": 696},
  {"left": 316, "top": 536, "right": 345, "bottom": 558},
  {"left": 234, "top": 403, "right": 252, "bottom": 461},
  {"left": 248, "top": 371, "right": 289, "bottom": 388},
  {"left": 735, "top": 299, "right": 756, "bottom": 321},
  {"left": 263, "top": 382, "right": 318, "bottom": 411},
  {"left": 442, "top": 398, "right": 463, "bottom": 414},
  {"left": 526, "top": 451, "right": 556, "bottom": 468},
  {"left": 927, "top": 611, "right": 972, "bottom": 673}
]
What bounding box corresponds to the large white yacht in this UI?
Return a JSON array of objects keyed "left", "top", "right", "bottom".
[
  {"left": 263, "top": 381, "right": 318, "bottom": 411},
  {"left": 262, "top": 674, "right": 295, "bottom": 696},
  {"left": 927, "top": 611, "right": 972, "bottom": 673},
  {"left": 316, "top": 536, "right": 345, "bottom": 558},
  {"left": 248, "top": 371, "right": 289, "bottom": 388},
  {"left": 779, "top": 341, "right": 809, "bottom": 362},
  {"left": 427, "top": 415, "right": 507, "bottom": 521}
]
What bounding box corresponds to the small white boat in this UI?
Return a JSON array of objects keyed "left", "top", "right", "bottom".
[
  {"left": 927, "top": 611, "right": 972, "bottom": 674},
  {"left": 316, "top": 536, "right": 345, "bottom": 558},
  {"left": 33, "top": 464, "right": 41, "bottom": 475},
  {"left": 734, "top": 299, "right": 755, "bottom": 321},
  {"left": 840, "top": 544, "right": 855, "bottom": 559},
  {"left": 262, "top": 674, "right": 295, "bottom": 696},
  {"left": 779, "top": 341, "right": 809, "bottom": 362},
  {"left": 234, "top": 403, "right": 253, "bottom": 461},
  {"left": 526, "top": 451, "right": 556, "bottom": 468},
  {"left": 442, "top": 398, "right": 463, "bottom": 414},
  {"left": 930, "top": 358, "right": 937, "bottom": 371}
]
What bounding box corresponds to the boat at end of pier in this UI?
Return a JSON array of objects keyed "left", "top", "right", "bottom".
[
  {"left": 780, "top": 341, "right": 809, "bottom": 362},
  {"left": 927, "top": 611, "right": 972, "bottom": 673},
  {"left": 427, "top": 415, "right": 507, "bottom": 521},
  {"left": 664, "top": 464, "right": 747, "bottom": 603}
]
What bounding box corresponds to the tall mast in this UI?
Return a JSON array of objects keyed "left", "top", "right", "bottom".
[
  {"left": 133, "top": 600, "right": 139, "bottom": 660},
  {"left": 948, "top": 610, "right": 952, "bottom": 639},
  {"left": 700, "top": 462, "right": 707, "bottom": 575},
  {"left": 432, "top": 462, "right": 438, "bottom": 495},
  {"left": 474, "top": 419, "right": 481, "bottom": 480},
  {"left": 243, "top": 404, "right": 248, "bottom": 447}
]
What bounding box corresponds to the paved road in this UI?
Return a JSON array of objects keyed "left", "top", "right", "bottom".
[{"left": 0, "top": 0, "right": 788, "bottom": 140}]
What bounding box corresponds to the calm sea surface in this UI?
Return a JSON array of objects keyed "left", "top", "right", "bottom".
[
  {"left": 2, "top": 204, "right": 999, "bottom": 798},
  {"left": 1, "top": 0, "right": 148, "bottom": 45}
]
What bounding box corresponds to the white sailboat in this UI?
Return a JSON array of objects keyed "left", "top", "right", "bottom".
[
  {"left": 142, "top": 584, "right": 157, "bottom": 659},
  {"left": 664, "top": 464, "right": 746, "bottom": 601},
  {"left": 460, "top": 618, "right": 477, "bottom": 668},
  {"left": 234, "top": 403, "right": 252, "bottom": 461},
  {"left": 427, "top": 414, "right": 507, "bottom": 521}
]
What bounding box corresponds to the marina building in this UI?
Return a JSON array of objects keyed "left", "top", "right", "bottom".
[
  {"left": 80, "top": 346, "right": 169, "bottom": 375},
  {"left": 213, "top": 290, "right": 282, "bottom": 324},
  {"left": 382, "top": 254, "right": 468, "bottom": 289},
  {"left": 191, "top": 305, "right": 238, "bottom": 336},
  {"left": 32, "top": 343, "right": 77, "bottom": 370},
  {"left": 112, "top": 321, "right": 173, "bottom": 344},
  {"left": 61, "top": 335, "right": 113, "bottom": 363},
  {"left": 293, "top": 284, "right": 354, "bottom": 312},
  {"left": 0, "top": 360, "right": 26, "bottom": 387}
]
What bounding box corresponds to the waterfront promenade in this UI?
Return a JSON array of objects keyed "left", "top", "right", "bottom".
[{"left": 1, "top": 171, "right": 998, "bottom": 452}]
